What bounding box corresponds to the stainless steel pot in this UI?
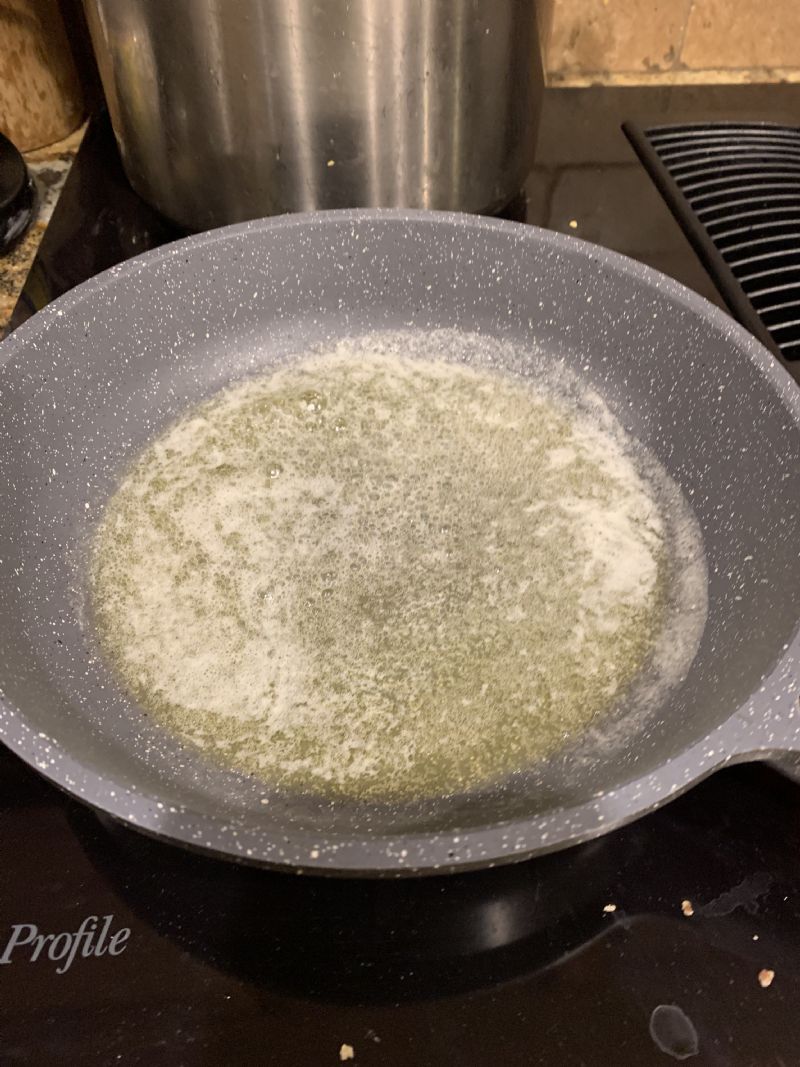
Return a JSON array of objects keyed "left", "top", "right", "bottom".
[{"left": 83, "top": 0, "right": 543, "bottom": 229}]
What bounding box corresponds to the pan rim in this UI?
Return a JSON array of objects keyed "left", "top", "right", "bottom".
[
  {"left": 3, "top": 207, "right": 799, "bottom": 412},
  {"left": 0, "top": 207, "right": 798, "bottom": 876}
]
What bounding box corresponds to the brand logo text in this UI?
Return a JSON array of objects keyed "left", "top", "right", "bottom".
[{"left": 0, "top": 914, "right": 131, "bottom": 975}]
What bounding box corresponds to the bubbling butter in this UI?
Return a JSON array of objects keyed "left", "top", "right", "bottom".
[{"left": 90, "top": 332, "right": 705, "bottom": 799}]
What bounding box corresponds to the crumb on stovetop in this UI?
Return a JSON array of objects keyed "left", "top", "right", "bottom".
[
  {"left": 758, "top": 968, "right": 775, "bottom": 988},
  {"left": 339, "top": 1043, "right": 355, "bottom": 1061},
  {"left": 681, "top": 899, "right": 694, "bottom": 917},
  {"left": 603, "top": 903, "right": 616, "bottom": 913}
]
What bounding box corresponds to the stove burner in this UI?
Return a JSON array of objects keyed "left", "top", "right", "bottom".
[{"left": 70, "top": 803, "right": 614, "bottom": 1002}]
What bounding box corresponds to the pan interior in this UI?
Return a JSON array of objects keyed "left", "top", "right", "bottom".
[
  {"left": 87, "top": 330, "right": 706, "bottom": 805},
  {"left": 0, "top": 214, "right": 797, "bottom": 849}
]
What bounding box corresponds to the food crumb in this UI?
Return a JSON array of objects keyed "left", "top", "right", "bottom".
[
  {"left": 758, "top": 969, "right": 775, "bottom": 988},
  {"left": 603, "top": 903, "right": 616, "bottom": 913},
  {"left": 327, "top": 159, "right": 336, "bottom": 167},
  {"left": 681, "top": 899, "right": 694, "bottom": 917},
  {"left": 568, "top": 219, "right": 578, "bottom": 229},
  {"left": 339, "top": 1044, "right": 355, "bottom": 1061},
  {"left": 753, "top": 934, "right": 759, "bottom": 941}
]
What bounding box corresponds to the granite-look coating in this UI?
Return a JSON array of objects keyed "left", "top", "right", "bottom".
[
  {"left": 0, "top": 227, "right": 43, "bottom": 334},
  {"left": 0, "top": 209, "right": 797, "bottom": 876}
]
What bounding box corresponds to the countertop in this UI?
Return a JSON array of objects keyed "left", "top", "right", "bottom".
[{"left": 0, "top": 124, "right": 85, "bottom": 335}]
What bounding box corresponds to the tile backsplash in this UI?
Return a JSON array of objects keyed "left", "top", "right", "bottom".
[{"left": 541, "top": 0, "right": 800, "bottom": 85}]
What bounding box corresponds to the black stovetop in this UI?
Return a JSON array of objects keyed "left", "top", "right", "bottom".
[{"left": 3, "top": 86, "right": 800, "bottom": 1066}]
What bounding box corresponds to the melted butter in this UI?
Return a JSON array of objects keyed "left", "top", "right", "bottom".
[{"left": 91, "top": 342, "right": 678, "bottom": 800}]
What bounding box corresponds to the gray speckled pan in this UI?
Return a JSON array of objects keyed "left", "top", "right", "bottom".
[{"left": 0, "top": 210, "right": 799, "bottom": 876}]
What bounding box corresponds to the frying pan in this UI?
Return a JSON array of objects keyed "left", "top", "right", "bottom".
[{"left": 0, "top": 210, "right": 798, "bottom": 875}]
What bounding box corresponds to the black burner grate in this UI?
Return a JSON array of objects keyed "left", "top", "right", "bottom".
[{"left": 624, "top": 121, "right": 800, "bottom": 381}]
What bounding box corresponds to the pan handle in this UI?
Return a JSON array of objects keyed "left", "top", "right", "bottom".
[
  {"left": 721, "top": 648, "right": 800, "bottom": 783},
  {"left": 767, "top": 753, "right": 800, "bottom": 783}
]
